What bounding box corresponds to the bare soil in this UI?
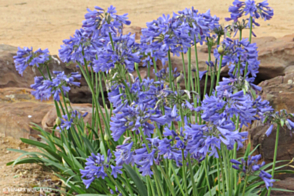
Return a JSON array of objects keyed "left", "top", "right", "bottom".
[
  {"left": 0, "top": 0, "right": 293, "bottom": 55},
  {"left": 0, "top": 134, "right": 61, "bottom": 196}
]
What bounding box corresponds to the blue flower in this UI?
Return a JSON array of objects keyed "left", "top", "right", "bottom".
[
  {"left": 157, "top": 138, "right": 182, "bottom": 165},
  {"left": 256, "top": 0, "right": 274, "bottom": 21},
  {"left": 214, "top": 38, "right": 259, "bottom": 79},
  {"left": 231, "top": 154, "right": 275, "bottom": 189},
  {"left": 93, "top": 33, "right": 141, "bottom": 73},
  {"left": 259, "top": 170, "right": 275, "bottom": 189},
  {"left": 14, "top": 47, "right": 49, "bottom": 76},
  {"left": 115, "top": 142, "right": 134, "bottom": 165},
  {"left": 30, "top": 71, "right": 80, "bottom": 102},
  {"left": 265, "top": 124, "right": 273, "bottom": 137},
  {"left": 133, "top": 148, "right": 156, "bottom": 177},
  {"left": 140, "top": 7, "right": 219, "bottom": 67},
  {"left": 110, "top": 165, "right": 123, "bottom": 178},
  {"left": 80, "top": 153, "right": 108, "bottom": 189},
  {"left": 226, "top": 0, "right": 273, "bottom": 22}
]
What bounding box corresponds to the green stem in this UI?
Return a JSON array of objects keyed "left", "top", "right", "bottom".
[
  {"left": 249, "top": 17, "right": 253, "bottom": 43},
  {"left": 167, "top": 50, "right": 174, "bottom": 90},
  {"left": 158, "top": 165, "right": 176, "bottom": 196},
  {"left": 218, "top": 150, "right": 226, "bottom": 196},
  {"left": 215, "top": 55, "right": 224, "bottom": 96},
  {"left": 216, "top": 159, "right": 221, "bottom": 196},
  {"left": 242, "top": 175, "right": 248, "bottom": 196},
  {"left": 222, "top": 147, "right": 232, "bottom": 196},
  {"left": 135, "top": 63, "right": 143, "bottom": 82},
  {"left": 204, "top": 156, "right": 212, "bottom": 196},
  {"left": 181, "top": 53, "right": 187, "bottom": 88},
  {"left": 193, "top": 37, "right": 201, "bottom": 100},
  {"left": 152, "top": 57, "right": 158, "bottom": 80},
  {"left": 188, "top": 156, "right": 198, "bottom": 196},
  {"left": 108, "top": 174, "right": 128, "bottom": 196},
  {"left": 187, "top": 48, "right": 192, "bottom": 91},
  {"left": 244, "top": 17, "right": 253, "bottom": 76},
  {"left": 182, "top": 150, "right": 188, "bottom": 195},
  {"left": 203, "top": 44, "right": 211, "bottom": 99},
  {"left": 98, "top": 71, "right": 110, "bottom": 122},
  {"left": 171, "top": 162, "right": 185, "bottom": 195},
  {"left": 109, "top": 32, "right": 115, "bottom": 50},
  {"left": 147, "top": 176, "right": 156, "bottom": 196},
  {"left": 267, "top": 124, "right": 280, "bottom": 196},
  {"left": 209, "top": 35, "right": 221, "bottom": 96},
  {"left": 147, "top": 61, "right": 151, "bottom": 78}
]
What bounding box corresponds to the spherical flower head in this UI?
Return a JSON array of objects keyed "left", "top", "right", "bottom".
[
  {"left": 256, "top": 0, "right": 274, "bottom": 21},
  {"left": 244, "top": 0, "right": 257, "bottom": 17},
  {"left": 59, "top": 28, "right": 101, "bottom": 64},
  {"left": 140, "top": 7, "right": 219, "bottom": 67},
  {"left": 93, "top": 33, "right": 140, "bottom": 73},
  {"left": 30, "top": 71, "right": 81, "bottom": 102},
  {"left": 226, "top": 0, "right": 273, "bottom": 22},
  {"left": 14, "top": 47, "right": 49, "bottom": 76},
  {"left": 82, "top": 5, "right": 130, "bottom": 37},
  {"left": 80, "top": 153, "right": 108, "bottom": 189}
]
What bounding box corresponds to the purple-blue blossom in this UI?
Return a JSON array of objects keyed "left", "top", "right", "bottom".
[
  {"left": 226, "top": 0, "right": 274, "bottom": 22},
  {"left": 30, "top": 71, "right": 81, "bottom": 102},
  {"left": 14, "top": 47, "right": 49, "bottom": 76},
  {"left": 231, "top": 154, "right": 275, "bottom": 189}
]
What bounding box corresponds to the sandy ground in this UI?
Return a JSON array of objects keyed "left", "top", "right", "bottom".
[
  {"left": 0, "top": 0, "right": 294, "bottom": 55},
  {"left": 0, "top": 134, "right": 62, "bottom": 195}
]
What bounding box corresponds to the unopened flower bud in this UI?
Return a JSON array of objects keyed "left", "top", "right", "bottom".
[
  {"left": 104, "top": 134, "right": 110, "bottom": 141},
  {"left": 207, "top": 37, "right": 214, "bottom": 46},
  {"left": 55, "top": 117, "right": 61, "bottom": 126},
  {"left": 176, "top": 73, "right": 184, "bottom": 84},
  {"left": 64, "top": 97, "right": 71, "bottom": 104},
  {"left": 217, "top": 45, "right": 225, "bottom": 55}
]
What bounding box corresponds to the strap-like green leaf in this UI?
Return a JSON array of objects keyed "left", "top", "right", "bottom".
[{"left": 123, "top": 164, "right": 148, "bottom": 196}]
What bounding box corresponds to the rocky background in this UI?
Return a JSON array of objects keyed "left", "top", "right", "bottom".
[{"left": 1, "top": 0, "right": 294, "bottom": 195}]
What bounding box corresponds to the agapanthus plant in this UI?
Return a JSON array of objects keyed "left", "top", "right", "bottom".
[{"left": 10, "top": 1, "right": 294, "bottom": 196}]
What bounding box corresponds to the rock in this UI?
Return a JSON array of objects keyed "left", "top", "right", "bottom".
[
  {"left": 272, "top": 177, "right": 294, "bottom": 196},
  {"left": 247, "top": 71, "right": 294, "bottom": 162},
  {"left": 0, "top": 87, "right": 108, "bottom": 139},
  {"left": 253, "top": 34, "right": 294, "bottom": 83},
  {"left": 249, "top": 122, "right": 294, "bottom": 163},
  {"left": 0, "top": 88, "right": 54, "bottom": 139},
  {"left": 41, "top": 103, "right": 107, "bottom": 133}
]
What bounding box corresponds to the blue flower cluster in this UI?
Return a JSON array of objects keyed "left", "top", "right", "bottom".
[
  {"left": 30, "top": 71, "right": 81, "bottom": 101},
  {"left": 226, "top": 0, "right": 274, "bottom": 22},
  {"left": 59, "top": 5, "right": 132, "bottom": 66},
  {"left": 93, "top": 33, "right": 141, "bottom": 73},
  {"left": 214, "top": 38, "right": 259, "bottom": 78},
  {"left": 140, "top": 7, "right": 219, "bottom": 66},
  {"left": 14, "top": 47, "right": 49, "bottom": 76},
  {"left": 231, "top": 154, "right": 275, "bottom": 189},
  {"left": 57, "top": 110, "right": 88, "bottom": 131},
  {"left": 80, "top": 151, "right": 122, "bottom": 189}
]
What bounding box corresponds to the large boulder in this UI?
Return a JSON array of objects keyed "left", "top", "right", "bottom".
[
  {"left": 247, "top": 71, "right": 294, "bottom": 163},
  {"left": 0, "top": 87, "right": 106, "bottom": 139},
  {"left": 0, "top": 88, "right": 54, "bottom": 139},
  {"left": 254, "top": 34, "right": 294, "bottom": 83}
]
